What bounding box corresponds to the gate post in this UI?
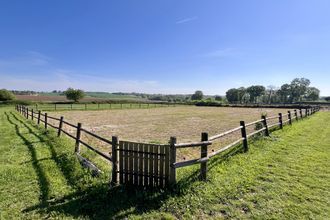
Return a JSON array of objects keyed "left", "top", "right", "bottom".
[
  {"left": 111, "top": 136, "right": 119, "bottom": 185},
  {"left": 200, "top": 132, "right": 208, "bottom": 181},
  {"left": 169, "top": 137, "right": 177, "bottom": 185}
]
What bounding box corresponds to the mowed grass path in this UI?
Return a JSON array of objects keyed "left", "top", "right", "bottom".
[{"left": 0, "top": 106, "right": 329, "bottom": 219}]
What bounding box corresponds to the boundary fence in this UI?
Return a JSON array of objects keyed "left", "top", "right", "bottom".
[
  {"left": 14, "top": 105, "right": 320, "bottom": 188},
  {"left": 31, "top": 103, "right": 176, "bottom": 111}
]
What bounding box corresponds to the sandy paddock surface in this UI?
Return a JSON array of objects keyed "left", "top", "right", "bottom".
[{"left": 47, "top": 106, "right": 294, "bottom": 160}]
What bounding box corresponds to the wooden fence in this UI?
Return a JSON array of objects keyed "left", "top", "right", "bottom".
[
  {"left": 31, "top": 102, "right": 175, "bottom": 111},
  {"left": 14, "top": 105, "right": 320, "bottom": 188}
]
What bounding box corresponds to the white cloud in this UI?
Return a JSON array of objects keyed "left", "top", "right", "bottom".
[{"left": 176, "top": 16, "right": 198, "bottom": 24}]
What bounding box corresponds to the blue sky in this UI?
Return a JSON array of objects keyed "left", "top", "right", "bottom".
[{"left": 0, "top": 0, "right": 329, "bottom": 95}]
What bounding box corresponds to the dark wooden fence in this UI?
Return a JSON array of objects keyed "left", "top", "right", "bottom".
[{"left": 14, "top": 104, "right": 320, "bottom": 188}]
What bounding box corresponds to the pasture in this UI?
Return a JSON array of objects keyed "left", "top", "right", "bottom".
[
  {"left": 0, "top": 105, "right": 329, "bottom": 219},
  {"left": 47, "top": 106, "right": 294, "bottom": 160}
]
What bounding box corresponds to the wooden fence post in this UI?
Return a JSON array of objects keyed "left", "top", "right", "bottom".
[
  {"left": 299, "top": 109, "right": 303, "bottom": 119},
  {"left": 305, "top": 108, "right": 308, "bottom": 117},
  {"left": 44, "top": 113, "right": 48, "bottom": 129},
  {"left": 294, "top": 109, "right": 298, "bottom": 121},
  {"left": 261, "top": 116, "right": 269, "bottom": 136},
  {"left": 58, "top": 116, "right": 64, "bottom": 137},
  {"left": 75, "top": 123, "right": 82, "bottom": 153},
  {"left": 37, "top": 111, "right": 41, "bottom": 124},
  {"left": 240, "top": 121, "right": 248, "bottom": 152},
  {"left": 200, "top": 132, "right": 208, "bottom": 181},
  {"left": 111, "top": 136, "right": 119, "bottom": 185},
  {"left": 278, "top": 113, "right": 283, "bottom": 129},
  {"left": 288, "top": 111, "right": 292, "bottom": 125},
  {"left": 169, "top": 137, "right": 177, "bottom": 185},
  {"left": 26, "top": 107, "right": 29, "bottom": 119},
  {"left": 31, "top": 109, "right": 34, "bottom": 121}
]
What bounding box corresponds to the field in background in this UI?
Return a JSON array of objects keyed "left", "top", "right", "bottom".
[
  {"left": 47, "top": 106, "right": 294, "bottom": 160},
  {"left": 15, "top": 92, "right": 147, "bottom": 103}
]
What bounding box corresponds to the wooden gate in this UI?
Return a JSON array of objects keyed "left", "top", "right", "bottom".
[{"left": 115, "top": 141, "right": 171, "bottom": 188}]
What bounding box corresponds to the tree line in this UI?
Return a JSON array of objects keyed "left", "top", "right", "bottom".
[{"left": 225, "top": 78, "right": 320, "bottom": 104}]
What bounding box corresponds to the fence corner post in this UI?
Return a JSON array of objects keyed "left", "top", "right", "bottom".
[
  {"left": 111, "top": 136, "right": 119, "bottom": 185},
  {"left": 75, "top": 123, "right": 82, "bottom": 153},
  {"left": 169, "top": 136, "right": 177, "bottom": 185},
  {"left": 200, "top": 132, "right": 208, "bottom": 181},
  {"left": 58, "top": 116, "right": 64, "bottom": 137},
  {"left": 240, "top": 121, "right": 248, "bottom": 152},
  {"left": 261, "top": 115, "right": 269, "bottom": 136}
]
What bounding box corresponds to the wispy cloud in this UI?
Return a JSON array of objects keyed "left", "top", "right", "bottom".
[
  {"left": 176, "top": 16, "right": 198, "bottom": 24},
  {"left": 202, "top": 48, "right": 236, "bottom": 58},
  {"left": 0, "top": 51, "right": 51, "bottom": 67}
]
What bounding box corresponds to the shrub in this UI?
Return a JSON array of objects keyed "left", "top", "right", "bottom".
[{"left": 0, "top": 89, "right": 15, "bottom": 101}]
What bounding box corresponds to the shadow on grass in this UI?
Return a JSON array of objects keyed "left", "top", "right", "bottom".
[
  {"left": 10, "top": 112, "right": 84, "bottom": 190},
  {"left": 8, "top": 111, "right": 249, "bottom": 219},
  {"left": 5, "top": 112, "right": 50, "bottom": 206}
]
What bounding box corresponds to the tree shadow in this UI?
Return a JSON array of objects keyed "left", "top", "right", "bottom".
[
  {"left": 9, "top": 111, "right": 248, "bottom": 219},
  {"left": 5, "top": 112, "right": 50, "bottom": 207},
  {"left": 10, "top": 112, "right": 84, "bottom": 189}
]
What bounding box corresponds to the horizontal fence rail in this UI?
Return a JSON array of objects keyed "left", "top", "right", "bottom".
[{"left": 14, "top": 104, "right": 320, "bottom": 188}]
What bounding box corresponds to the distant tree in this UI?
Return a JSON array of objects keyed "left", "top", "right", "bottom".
[
  {"left": 237, "top": 87, "right": 247, "bottom": 103},
  {"left": 64, "top": 88, "right": 85, "bottom": 102},
  {"left": 246, "top": 85, "right": 266, "bottom": 103},
  {"left": 290, "top": 78, "right": 310, "bottom": 102},
  {"left": 226, "top": 88, "right": 239, "bottom": 103},
  {"left": 325, "top": 97, "right": 330, "bottom": 102},
  {"left": 277, "top": 84, "right": 291, "bottom": 103},
  {"left": 191, "top": 90, "right": 203, "bottom": 100},
  {"left": 0, "top": 89, "right": 16, "bottom": 101},
  {"left": 215, "top": 95, "right": 222, "bottom": 101},
  {"left": 305, "top": 87, "right": 320, "bottom": 101},
  {"left": 52, "top": 90, "right": 57, "bottom": 93},
  {"left": 241, "top": 93, "right": 250, "bottom": 104}
]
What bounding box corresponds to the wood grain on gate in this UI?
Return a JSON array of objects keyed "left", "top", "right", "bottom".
[{"left": 117, "top": 141, "right": 170, "bottom": 188}]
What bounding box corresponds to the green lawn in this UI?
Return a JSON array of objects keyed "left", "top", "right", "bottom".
[{"left": 0, "top": 106, "right": 329, "bottom": 219}]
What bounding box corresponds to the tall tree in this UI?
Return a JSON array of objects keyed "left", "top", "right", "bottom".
[
  {"left": 305, "top": 87, "right": 320, "bottom": 101},
  {"left": 226, "top": 88, "right": 240, "bottom": 103},
  {"left": 246, "top": 85, "right": 266, "bottom": 103},
  {"left": 290, "top": 78, "right": 310, "bottom": 102},
  {"left": 191, "top": 90, "right": 204, "bottom": 100}
]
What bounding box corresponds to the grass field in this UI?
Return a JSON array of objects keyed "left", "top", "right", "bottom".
[
  {"left": 15, "top": 93, "right": 146, "bottom": 103},
  {"left": 0, "top": 106, "right": 329, "bottom": 219},
  {"left": 47, "top": 106, "right": 294, "bottom": 160}
]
